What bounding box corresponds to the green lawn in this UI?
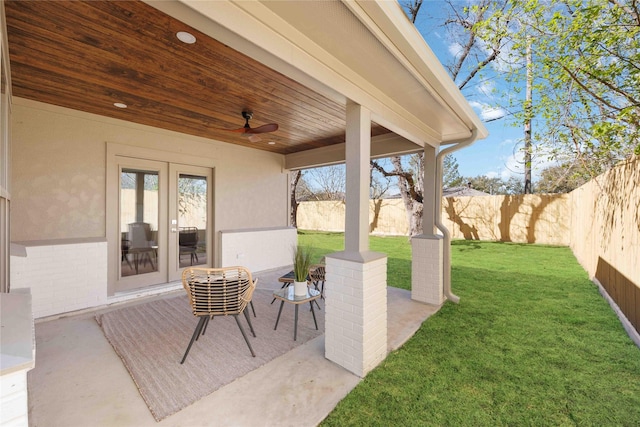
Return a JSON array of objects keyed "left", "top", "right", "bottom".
[{"left": 298, "top": 231, "right": 640, "bottom": 426}]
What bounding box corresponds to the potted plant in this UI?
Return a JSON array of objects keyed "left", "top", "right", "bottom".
[{"left": 292, "top": 245, "right": 313, "bottom": 296}]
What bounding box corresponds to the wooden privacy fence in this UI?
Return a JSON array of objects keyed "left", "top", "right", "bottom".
[
  {"left": 297, "top": 155, "right": 639, "bottom": 334},
  {"left": 297, "top": 194, "right": 571, "bottom": 245},
  {"left": 570, "top": 156, "right": 639, "bottom": 335},
  {"left": 441, "top": 194, "right": 571, "bottom": 245}
]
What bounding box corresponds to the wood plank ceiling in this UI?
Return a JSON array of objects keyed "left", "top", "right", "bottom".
[{"left": 4, "top": 0, "right": 390, "bottom": 155}]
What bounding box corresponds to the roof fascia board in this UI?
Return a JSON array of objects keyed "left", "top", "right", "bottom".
[
  {"left": 285, "top": 133, "right": 422, "bottom": 170},
  {"left": 349, "top": 0, "right": 489, "bottom": 141},
  {"left": 156, "top": 0, "right": 440, "bottom": 145},
  {"left": 343, "top": 1, "right": 467, "bottom": 129}
]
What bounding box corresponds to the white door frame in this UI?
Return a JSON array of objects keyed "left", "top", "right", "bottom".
[
  {"left": 106, "top": 143, "right": 215, "bottom": 295},
  {"left": 168, "top": 163, "right": 213, "bottom": 282}
]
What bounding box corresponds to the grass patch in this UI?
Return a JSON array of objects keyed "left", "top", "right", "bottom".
[
  {"left": 297, "top": 230, "right": 412, "bottom": 290},
  {"left": 297, "top": 231, "right": 640, "bottom": 426}
]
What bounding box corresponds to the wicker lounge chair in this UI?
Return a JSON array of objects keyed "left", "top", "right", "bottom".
[{"left": 180, "top": 266, "right": 257, "bottom": 364}]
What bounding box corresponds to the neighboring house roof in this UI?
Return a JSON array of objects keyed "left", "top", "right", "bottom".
[
  {"left": 443, "top": 186, "right": 491, "bottom": 197},
  {"left": 382, "top": 193, "right": 403, "bottom": 199}
]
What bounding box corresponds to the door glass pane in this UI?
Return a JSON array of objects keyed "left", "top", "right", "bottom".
[
  {"left": 178, "top": 174, "right": 207, "bottom": 267},
  {"left": 120, "top": 169, "right": 159, "bottom": 276}
]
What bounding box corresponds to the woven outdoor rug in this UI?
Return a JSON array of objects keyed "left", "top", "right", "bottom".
[{"left": 95, "top": 289, "right": 324, "bottom": 421}]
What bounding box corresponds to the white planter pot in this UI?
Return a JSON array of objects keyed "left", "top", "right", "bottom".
[{"left": 293, "top": 280, "right": 308, "bottom": 297}]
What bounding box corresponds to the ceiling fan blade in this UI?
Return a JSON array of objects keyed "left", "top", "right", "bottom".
[
  {"left": 246, "top": 123, "right": 279, "bottom": 134},
  {"left": 214, "top": 112, "right": 278, "bottom": 136},
  {"left": 225, "top": 127, "right": 249, "bottom": 133}
]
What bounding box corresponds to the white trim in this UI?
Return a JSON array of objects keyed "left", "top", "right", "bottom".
[
  {"left": 284, "top": 133, "right": 422, "bottom": 170},
  {"left": 350, "top": 1, "right": 488, "bottom": 139},
  {"left": 106, "top": 142, "right": 217, "bottom": 168}
]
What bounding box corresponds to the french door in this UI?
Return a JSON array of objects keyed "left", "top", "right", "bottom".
[
  {"left": 111, "top": 156, "right": 212, "bottom": 293},
  {"left": 168, "top": 163, "right": 212, "bottom": 281}
]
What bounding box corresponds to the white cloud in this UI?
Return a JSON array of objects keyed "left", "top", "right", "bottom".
[
  {"left": 469, "top": 100, "right": 506, "bottom": 122},
  {"left": 500, "top": 155, "right": 523, "bottom": 180},
  {"left": 481, "top": 106, "right": 507, "bottom": 122},
  {"left": 448, "top": 42, "right": 463, "bottom": 58},
  {"left": 499, "top": 138, "right": 515, "bottom": 147},
  {"left": 497, "top": 144, "right": 558, "bottom": 180},
  {"left": 477, "top": 80, "right": 495, "bottom": 97}
]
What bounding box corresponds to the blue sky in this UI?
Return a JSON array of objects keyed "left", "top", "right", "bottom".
[{"left": 411, "top": 1, "right": 555, "bottom": 181}]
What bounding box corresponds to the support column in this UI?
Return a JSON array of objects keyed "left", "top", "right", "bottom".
[
  {"left": 344, "top": 101, "right": 370, "bottom": 253},
  {"left": 325, "top": 101, "right": 387, "bottom": 377},
  {"left": 325, "top": 252, "right": 387, "bottom": 377},
  {"left": 422, "top": 144, "right": 437, "bottom": 235},
  {"left": 411, "top": 144, "right": 444, "bottom": 305}
]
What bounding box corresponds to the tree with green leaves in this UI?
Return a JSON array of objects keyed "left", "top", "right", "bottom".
[
  {"left": 443, "top": 154, "right": 464, "bottom": 188},
  {"left": 294, "top": 0, "right": 639, "bottom": 231},
  {"left": 462, "top": 174, "right": 526, "bottom": 195},
  {"left": 535, "top": 163, "right": 591, "bottom": 193},
  {"left": 504, "top": 175, "right": 525, "bottom": 194},
  {"left": 370, "top": 0, "right": 513, "bottom": 236},
  {"left": 465, "top": 175, "right": 505, "bottom": 195},
  {"left": 502, "top": 0, "right": 640, "bottom": 176}
]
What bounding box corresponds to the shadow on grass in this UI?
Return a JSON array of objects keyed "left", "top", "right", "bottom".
[{"left": 452, "top": 239, "right": 541, "bottom": 251}]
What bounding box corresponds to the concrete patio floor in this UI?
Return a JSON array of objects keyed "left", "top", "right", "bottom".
[{"left": 27, "top": 268, "right": 440, "bottom": 427}]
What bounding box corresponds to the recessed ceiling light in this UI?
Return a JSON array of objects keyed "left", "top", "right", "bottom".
[
  {"left": 176, "top": 31, "right": 196, "bottom": 44},
  {"left": 268, "top": 141, "right": 276, "bottom": 145},
  {"left": 113, "top": 102, "right": 127, "bottom": 109}
]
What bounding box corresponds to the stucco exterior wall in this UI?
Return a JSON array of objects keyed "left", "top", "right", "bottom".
[{"left": 10, "top": 98, "right": 288, "bottom": 242}]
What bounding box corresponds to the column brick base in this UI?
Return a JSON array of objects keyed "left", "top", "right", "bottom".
[
  {"left": 324, "top": 252, "right": 387, "bottom": 377},
  {"left": 411, "top": 234, "right": 444, "bottom": 305}
]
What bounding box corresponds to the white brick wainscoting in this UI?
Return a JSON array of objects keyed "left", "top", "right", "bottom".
[
  {"left": 411, "top": 234, "right": 444, "bottom": 305},
  {"left": 219, "top": 227, "right": 297, "bottom": 273},
  {"left": 324, "top": 252, "right": 387, "bottom": 377},
  {"left": 10, "top": 239, "right": 107, "bottom": 318}
]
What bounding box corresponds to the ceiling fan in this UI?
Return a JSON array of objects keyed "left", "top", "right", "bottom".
[{"left": 220, "top": 111, "right": 278, "bottom": 143}]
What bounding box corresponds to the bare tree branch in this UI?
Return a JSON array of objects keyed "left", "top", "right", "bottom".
[
  {"left": 457, "top": 44, "right": 501, "bottom": 90},
  {"left": 371, "top": 159, "right": 423, "bottom": 203},
  {"left": 403, "top": 0, "right": 424, "bottom": 23}
]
